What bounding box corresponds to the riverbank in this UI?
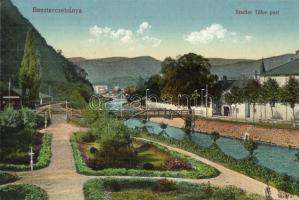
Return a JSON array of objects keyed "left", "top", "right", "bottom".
[{"left": 150, "top": 117, "right": 299, "bottom": 148}]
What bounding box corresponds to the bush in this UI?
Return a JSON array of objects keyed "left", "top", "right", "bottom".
[
  {"left": 0, "top": 171, "right": 18, "bottom": 185},
  {"left": 0, "top": 184, "right": 48, "bottom": 200},
  {"left": 143, "top": 162, "right": 155, "bottom": 170},
  {"left": 89, "top": 147, "right": 98, "bottom": 154},
  {"left": 163, "top": 158, "right": 192, "bottom": 171}
]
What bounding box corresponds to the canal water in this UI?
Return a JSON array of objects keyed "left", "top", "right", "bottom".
[{"left": 125, "top": 118, "right": 299, "bottom": 179}]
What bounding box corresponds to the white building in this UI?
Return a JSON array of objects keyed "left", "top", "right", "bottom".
[
  {"left": 259, "top": 50, "right": 299, "bottom": 86},
  {"left": 93, "top": 85, "right": 108, "bottom": 95},
  {"left": 221, "top": 50, "right": 299, "bottom": 122}
]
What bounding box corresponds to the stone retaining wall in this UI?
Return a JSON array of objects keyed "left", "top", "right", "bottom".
[{"left": 195, "top": 119, "right": 299, "bottom": 148}]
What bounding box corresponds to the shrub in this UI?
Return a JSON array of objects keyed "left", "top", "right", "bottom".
[
  {"left": 0, "top": 184, "right": 47, "bottom": 200},
  {"left": 93, "top": 132, "right": 137, "bottom": 169},
  {"left": 89, "top": 147, "right": 98, "bottom": 154},
  {"left": 163, "top": 158, "right": 192, "bottom": 171},
  {"left": 296, "top": 152, "right": 299, "bottom": 162},
  {"left": 143, "top": 162, "right": 155, "bottom": 170}
]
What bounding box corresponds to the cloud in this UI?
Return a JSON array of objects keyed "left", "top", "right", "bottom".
[
  {"left": 88, "top": 25, "right": 132, "bottom": 43},
  {"left": 244, "top": 35, "right": 253, "bottom": 41},
  {"left": 89, "top": 26, "right": 111, "bottom": 37},
  {"left": 110, "top": 29, "right": 133, "bottom": 43},
  {"left": 185, "top": 24, "right": 228, "bottom": 44},
  {"left": 88, "top": 22, "right": 161, "bottom": 47},
  {"left": 137, "top": 21, "right": 151, "bottom": 34},
  {"left": 142, "top": 36, "right": 161, "bottom": 47}
]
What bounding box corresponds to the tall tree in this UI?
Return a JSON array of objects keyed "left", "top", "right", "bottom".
[
  {"left": 243, "top": 80, "right": 261, "bottom": 122},
  {"left": 262, "top": 78, "right": 280, "bottom": 119},
  {"left": 160, "top": 53, "right": 218, "bottom": 105},
  {"left": 281, "top": 77, "right": 299, "bottom": 127},
  {"left": 19, "top": 28, "right": 40, "bottom": 108}
]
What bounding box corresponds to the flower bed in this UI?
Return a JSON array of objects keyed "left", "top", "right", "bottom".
[
  {"left": 0, "top": 184, "right": 47, "bottom": 200},
  {"left": 70, "top": 135, "right": 219, "bottom": 178},
  {"left": 83, "top": 178, "right": 265, "bottom": 200},
  {"left": 0, "top": 134, "right": 52, "bottom": 171}
]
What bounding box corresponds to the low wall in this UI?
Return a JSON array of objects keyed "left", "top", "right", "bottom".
[{"left": 195, "top": 119, "right": 299, "bottom": 148}]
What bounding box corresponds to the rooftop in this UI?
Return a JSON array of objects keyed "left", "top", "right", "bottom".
[{"left": 262, "top": 58, "right": 299, "bottom": 76}]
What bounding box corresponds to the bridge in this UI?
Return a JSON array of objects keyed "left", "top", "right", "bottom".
[{"left": 112, "top": 108, "right": 195, "bottom": 132}]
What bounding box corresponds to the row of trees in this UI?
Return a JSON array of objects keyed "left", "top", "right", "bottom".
[{"left": 224, "top": 77, "right": 299, "bottom": 126}]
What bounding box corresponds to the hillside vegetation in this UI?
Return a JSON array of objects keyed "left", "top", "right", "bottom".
[{"left": 0, "top": 0, "right": 93, "bottom": 104}]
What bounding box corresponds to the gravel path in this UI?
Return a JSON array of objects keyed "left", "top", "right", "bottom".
[{"left": 7, "top": 114, "right": 298, "bottom": 200}]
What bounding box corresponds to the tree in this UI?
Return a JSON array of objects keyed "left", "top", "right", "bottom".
[
  {"left": 224, "top": 86, "right": 244, "bottom": 119},
  {"left": 281, "top": 77, "right": 299, "bottom": 127},
  {"left": 160, "top": 53, "right": 218, "bottom": 105},
  {"left": 243, "top": 80, "right": 261, "bottom": 122},
  {"left": 19, "top": 28, "right": 40, "bottom": 108},
  {"left": 261, "top": 78, "right": 281, "bottom": 119}
]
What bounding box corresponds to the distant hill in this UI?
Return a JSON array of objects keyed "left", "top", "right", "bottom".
[
  {"left": 210, "top": 54, "right": 295, "bottom": 80},
  {"left": 71, "top": 53, "right": 295, "bottom": 88},
  {"left": 70, "top": 56, "right": 161, "bottom": 88},
  {"left": 0, "top": 0, "right": 92, "bottom": 98},
  {"left": 208, "top": 58, "right": 254, "bottom": 66}
]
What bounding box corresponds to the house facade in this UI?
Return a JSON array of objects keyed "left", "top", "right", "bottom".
[{"left": 221, "top": 50, "right": 299, "bottom": 122}]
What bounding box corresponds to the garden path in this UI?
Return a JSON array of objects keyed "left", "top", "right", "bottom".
[{"left": 9, "top": 114, "right": 298, "bottom": 200}]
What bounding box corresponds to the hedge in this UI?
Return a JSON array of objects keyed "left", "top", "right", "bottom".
[
  {"left": 134, "top": 131, "right": 299, "bottom": 196},
  {"left": 0, "top": 171, "right": 18, "bottom": 185},
  {"left": 0, "top": 134, "right": 52, "bottom": 171},
  {"left": 70, "top": 135, "right": 219, "bottom": 179},
  {"left": 0, "top": 184, "right": 47, "bottom": 200}
]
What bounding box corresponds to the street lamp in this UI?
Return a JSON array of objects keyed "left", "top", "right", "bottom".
[
  {"left": 193, "top": 90, "right": 198, "bottom": 107},
  {"left": 201, "top": 89, "right": 205, "bottom": 107},
  {"left": 146, "top": 89, "right": 150, "bottom": 120},
  {"left": 178, "top": 94, "right": 181, "bottom": 108}
]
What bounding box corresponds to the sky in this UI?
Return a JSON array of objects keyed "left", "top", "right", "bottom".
[{"left": 11, "top": 0, "right": 299, "bottom": 60}]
